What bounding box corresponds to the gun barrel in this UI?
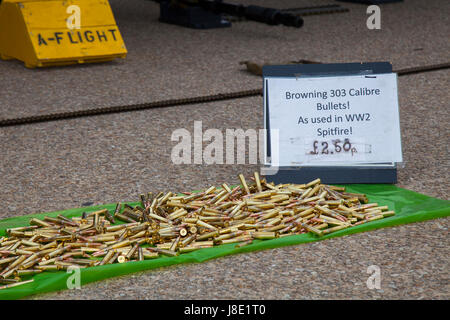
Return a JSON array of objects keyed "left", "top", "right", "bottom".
[{"left": 199, "top": 1, "right": 303, "bottom": 28}]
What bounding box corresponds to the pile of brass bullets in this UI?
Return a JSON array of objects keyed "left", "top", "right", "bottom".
[{"left": 0, "top": 173, "right": 395, "bottom": 289}]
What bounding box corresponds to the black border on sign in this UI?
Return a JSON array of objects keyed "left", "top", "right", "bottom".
[{"left": 262, "top": 62, "right": 398, "bottom": 184}]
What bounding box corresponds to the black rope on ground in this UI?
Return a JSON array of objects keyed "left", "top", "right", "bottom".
[{"left": 0, "top": 62, "right": 448, "bottom": 128}]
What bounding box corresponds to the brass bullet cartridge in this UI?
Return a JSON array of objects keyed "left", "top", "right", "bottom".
[
  {"left": 14, "top": 249, "right": 35, "bottom": 256},
  {"left": 55, "top": 263, "right": 86, "bottom": 270},
  {"left": 298, "top": 196, "right": 320, "bottom": 204},
  {"left": 214, "top": 231, "right": 244, "bottom": 242},
  {"left": 315, "top": 205, "right": 347, "bottom": 222},
  {"left": 8, "top": 231, "right": 26, "bottom": 237},
  {"left": 355, "top": 203, "right": 379, "bottom": 211},
  {"left": 43, "top": 216, "right": 64, "bottom": 225},
  {"left": 264, "top": 217, "right": 282, "bottom": 226},
  {"left": 36, "top": 247, "right": 58, "bottom": 257},
  {"left": 57, "top": 215, "right": 79, "bottom": 227},
  {"left": 350, "top": 212, "right": 366, "bottom": 220},
  {"left": 299, "top": 187, "right": 313, "bottom": 199},
  {"left": 306, "top": 178, "right": 321, "bottom": 188},
  {"left": 254, "top": 172, "right": 263, "bottom": 192},
  {"left": 134, "top": 206, "right": 144, "bottom": 214},
  {"left": 104, "top": 210, "right": 115, "bottom": 224},
  {"left": 100, "top": 250, "right": 115, "bottom": 266},
  {"left": 256, "top": 203, "right": 275, "bottom": 210},
  {"left": 108, "top": 252, "right": 120, "bottom": 264},
  {"left": 126, "top": 243, "right": 139, "bottom": 260},
  {"left": 14, "top": 269, "right": 42, "bottom": 277},
  {"left": 169, "top": 208, "right": 188, "bottom": 220},
  {"left": 0, "top": 239, "right": 19, "bottom": 247},
  {"left": 238, "top": 174, "right": 250, "bottom": 195},
  {"left": 105, "top": 223, "right": 132, "bottom": 232},
  {"left": 235, "top": 239, "right": 253, "bottom": 248},
  {"left": 80, "top": 247, "right": 101, "bottom": 254},
  {"left": 322, "top": 224, "right": 349, "bottom": 235},
  {"left": 196, "top": 231, "right": 219, "bottom": 241},
  {"left": 297, "top": 222, "right": 323, "bottom": 236},
  {"left": 0, "top": 279, "right": 34, "bottom": 290},
  {"left": 114, "top": 202, "right": 122, "bottom": 215},
  {"left": 7, "top": 225, "right": 39, "bottom": 233},
  {"left": 221, "top": 236, "right": 252, "bottom": 244},
  {"left": 319, "top": 200, "right": 343, "bottom": 207},
  {"left": 122, "top": 208, "right": 141, "bottom": 221},
  {"left": 9, "top": 241, "right": 22, "bottom": 251},
  {"left": 115, "top": 213, "right": 136, "bottom": 223},
  {"left": 4, "top": 255, "right": 27, "bottom": 270},
  {"left": 156, "top": 249, "right": 178, "bottom": 257},
  {"left": 47, "top": 246, "right": 69, "bottom": 259},
  {"left": 129, "top": 231, "right": 147, "bottom": 240},
  {"left": 208, "top": 190, "right": 227, "bottom": 204},
  {"left": 36, "top": 265, "right": 60, "bottom": 271},
  {"left": 251, "top": 232, "right": 277, "bottom": 240},
  {"left": 128, "top": 223, "right": 149, "bottom": 235},
  {"left": 161, "top": 191, "right": 174, "bottom": 203},
  {"left": 262, "top": 224, "right": 286, "bottom": 232},
  {"left": 196, "top": 220, "right": 217, "bottom": 231},
  {"left": 1, "top": 267, "right": 18, "bottom": 279},
  {"left": 110, "top": 240, "right": 131, "bottom": 250},
  {"left": 215, "top": 192, "right": 231, "bottom": 205},
  {"left": 0, "top": 257, "right": 17, "bottom": 265},
  {"left": 314, "top": 223, "right": 329, "bottom": 230},
  {"left": 64, "top": 259, "right": 96, "bottom": 266},
  {"left": 279, "top": 223, "right": 295, "bottom": 234},
  {"left": 221, "top": 183, "right": 232, "bottom": 193},
  {"left": 203, "top": 186, "right": 216, "bottom": 195},
  {"left": 30, "top": 218, "right": 52, "bottom": 228},
  {"left": 138, "top": 247, "right": 144, "bottom": 261},
  {"left": 191, "top": 241, "right": 214, "bottom": 248},
  {"left": 367, "top": 215, "right": 384, "bottom": 222},
  {"left": 168, "top": 195, "right": 186, "bottom": 202},
  {"left": 218, "top": 224, "right": 244, "bottom": 234},
  {"left": 0, "top": 278, "right": 19, "bottom": 285},
  {"left": 381, "top": 211, "right": 395, "bottom": 218},
  {"left": 364, "top": 209, "right": 383, "bottom": 216},
  {"left": 229, "top": 202, "right": 246, "bottom": 217},
  {"left": 117, "top": 255, "right": 126, "bottom": 263},
  {"left": 251, "top": 191, "right": 276, "bottom": 199},
  {"left": 142, "top": 250, "right": 159, "bottom": 259},
  {"left": 179, "top": 228, "right": 188, "bottom": 237},
  {"left": 257, "top": 209, "right": 280, "bottom": 221},
  {"left": 92, "top": 235, "right": 116, "bottom": 242},
  {"left": 181, "top": 234, "right": 196, "bottom": 247},
  {"left": 178, "top": 246, "right": 199, "bottom": 253},
  {"left": 316, "top": 215, "right": 348, "bottom": 226},
  {"left": 139, "top": 194, "right": 147, "bottom": 208},
  {"left": 148, "top": 212, "right": 169, "bottom": 223},
  {"left": 87, "top": 209, "right": 108, "bottom": 217},
  {"left": 366, "top": 206, "right": 389, "bottom": 212}
]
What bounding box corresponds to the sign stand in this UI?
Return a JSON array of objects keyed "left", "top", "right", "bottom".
[{"left": 262, "top": 62, "right": 401, "bottom": 184}]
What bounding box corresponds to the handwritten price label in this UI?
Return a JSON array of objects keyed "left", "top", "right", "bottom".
[{"left": 302, "top": 138, "right": 370, "bottom": 163}]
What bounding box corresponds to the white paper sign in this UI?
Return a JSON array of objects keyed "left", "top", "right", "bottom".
[{"left": 265, "top": 73, "right": 402, "bottom": 166}]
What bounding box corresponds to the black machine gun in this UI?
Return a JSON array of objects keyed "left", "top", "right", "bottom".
[{"left": 156, "top": 0, "right": 304, "bottom": 29}]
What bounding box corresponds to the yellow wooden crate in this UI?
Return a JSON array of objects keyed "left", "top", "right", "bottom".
[{"left": 0, "top": 0, "right": 127, "bottom": 68}]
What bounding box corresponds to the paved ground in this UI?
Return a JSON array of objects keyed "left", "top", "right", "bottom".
[{"left": 0, "top": 0, "right": 448, "bottom": 299}]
